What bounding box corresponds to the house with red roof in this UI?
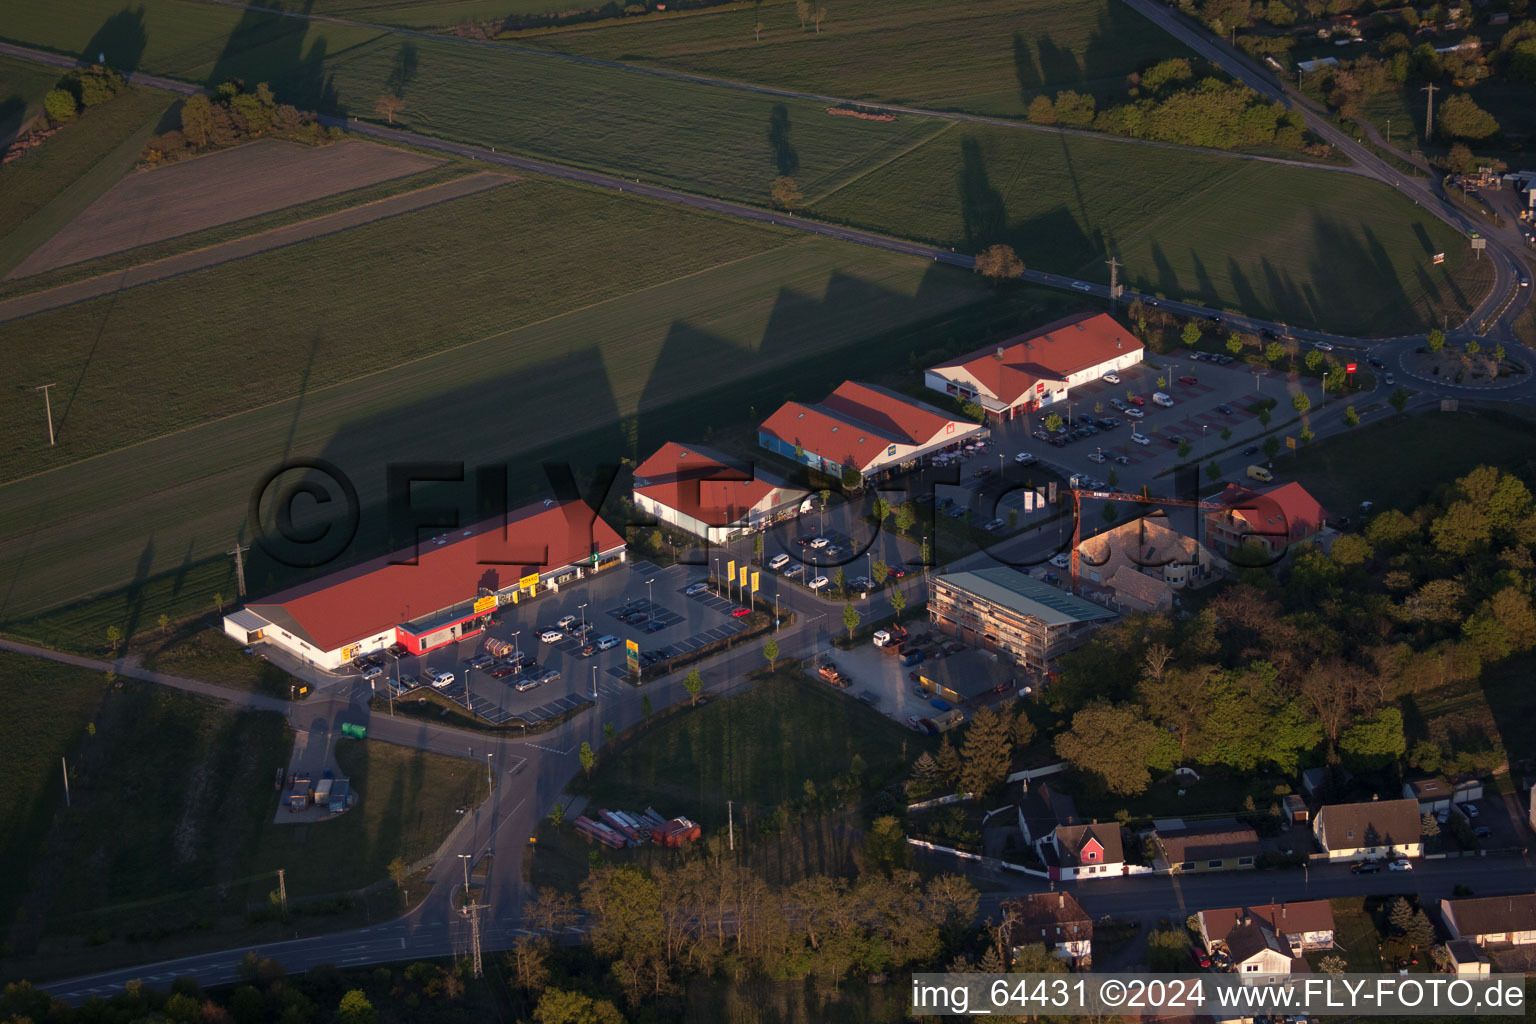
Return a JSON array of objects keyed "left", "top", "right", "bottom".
[
  {"left": 924, "top": 312, "right": 1143, "bottom": 421},
  {"left": 222, "top": 498, "right": 626, "bottom": 669},
  {"left": 758, "top": 380, "right": 986, "bottom": 483},
  {"left": 632, "top": 442, "right": 808, "bottom": 544},
  {"left": 1204, "top": 481, "right": 1328, "bottom": 560}
]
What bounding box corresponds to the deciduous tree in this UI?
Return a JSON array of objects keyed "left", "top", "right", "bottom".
[
  {"left": 684, "top": 667, "right": 703, "bottom": 706},
  {"left": 974, "top": 243, "right": 1024, "bottom": 280},
  {"left": 770, "top": 175, "right": 802, "bottom": 208}
]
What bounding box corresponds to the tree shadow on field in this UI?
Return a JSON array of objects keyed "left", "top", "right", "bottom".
[
  {"left": 1307, "top": 215, "right": 1416, "bottom": 333},
  {"left": 386, "top": 40, "right": 418, "bottom": 99},
  {"left": 83, "top": 6, "right": 148, "bottom": 73},
  {"left": 767, "top": 103, "right": 798, "bottom": 177},
  {"left": 204, "top": 0, "right": 341, "bottom": 115},
  {"left": 1148, "top": 241, "right": 1181, "bottom": 298},
  {"left": 958, "top": 137, "right": 1006, "bottom": 249},
  {"left": 1083, "top": 0, "right": 1149, "bottom": 84},
  {"left": 1012, "top": 32, "right": 1040, "bottom": 99},
  {"left": 0, "top": 95, "right": 27, "bottom": 149},
  {"left": 1035, "top": 34, "right": 1081, "bottom": 89}
]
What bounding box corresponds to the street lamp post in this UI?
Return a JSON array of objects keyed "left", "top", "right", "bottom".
[
  {"left": 591, "top": 664, "right": 598, "bottom": 704},
  {"left": 511, "top": 630, "right": 521, "bottom": 667},
  {"left": 485, "top": 752, "right": 494, "bottom": 801},
  {"left": 714, "top": 557, "right": 721, "bottom": 596},
  {"left": 578, "top": 602, "right": 587, "bottom": 639},
  {"left": 646, "top": 577, "right": 655, "bottom": 616}
]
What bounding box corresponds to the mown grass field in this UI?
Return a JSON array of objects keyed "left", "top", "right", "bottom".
[
  {"left": 522, "top": 0, "right": 1187, "bottom": 116},
  {"left": 313, "top": 0, "right": 587, "bottom": 24},
  {"left": 813, "top": 124, "right": 1482, "bottom": 335},
  {"left": 0, "top": 52, "right": 61, "bottom": 142},
  {"left": 0, "top": 84, "right": 175, "bottom": 276},
  {"left": 0, "top": 174, "right": 996, "bottom": 632}
]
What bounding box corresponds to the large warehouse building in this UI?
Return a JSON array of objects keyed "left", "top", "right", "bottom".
[
  {"left": 928, "top": 567, "right": 1117, "bottom": 672},
  {"left": 925, "top": 312, "right": 1143, "bottom": 421},
  {"left": 758, "top": 380, "right": 987, "bottom": 484},
  {"left": 223, "top": 498, "right": 626, "bottom": 669},
  {"left": 632, "top": 442, "right": 808, "bottom": 544}
]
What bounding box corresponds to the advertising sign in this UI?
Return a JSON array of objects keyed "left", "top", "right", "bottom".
[
  {"left": 519, "top": 572, "right": 539, "bottom": 591},
  {"left": 1345, "top": 363, "right": 1357, "bottom": 374},
  {"left": 739, "top": 565, "right": 748, "bottom": 587},
  {"left": 751, "top": 571, "right": 760, "bottom": 593},
  {"left": 1286, "top": 436, "right": 1297, "bottom": 449},
  {"left": 727, "top": 560, "right": 735, "bottom": 584},
  {"left": 473, "top": 595, "right": 497, "bottom": 615},
  {"left": 626, "top": 638, "right": 640, "bottom": 676}
]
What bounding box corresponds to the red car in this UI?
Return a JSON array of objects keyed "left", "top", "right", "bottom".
[
  {"left": 1191, "top": 946, "right": 1211, "bottom": 968},
  {"left": 1128, "top": 394, "right": 1146, "bottom": 406},
  {"left": 731, "top": 606, "right": 751, "bottom": 617},
  {"left": 1179, "top": 375, "right": 1198, "bottom": 385},
  {"left": 490, "top": 665, "right": 517, "bottom": 678},
  {"left": 887, "top": 566, "right": 907, "bottom": 579}
]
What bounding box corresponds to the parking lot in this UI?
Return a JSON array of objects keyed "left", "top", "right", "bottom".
[
  {"left": 997, "top": 352, "right": 1319, "bottom": 490},
  {"left": 383, "top": 559, "right": 758, "bottom": 724}
]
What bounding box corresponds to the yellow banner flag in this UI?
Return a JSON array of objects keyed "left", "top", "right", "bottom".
[
  {"left": 726, "top": 560, "right": 735, "bottom": 583},
  {"left": 739, "top": 565, "right": 748, "bottom": 587},
  {"left": 1286, "top": 436, "right": 1297, "bottom": 450},
  {"left": 751, "top": 571, "right": 760, "bottom": 593}
]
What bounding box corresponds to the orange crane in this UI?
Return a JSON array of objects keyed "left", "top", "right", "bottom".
[{"left": 1068, "top": 486, "right": 1229, "bottom": 591}]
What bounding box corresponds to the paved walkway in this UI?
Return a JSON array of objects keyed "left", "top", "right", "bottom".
[{"left": 0, "top": 172, "right": 514, "bottom": 324}]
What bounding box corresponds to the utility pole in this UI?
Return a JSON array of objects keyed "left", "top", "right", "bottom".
[
  {"left": 1105, "top": 256, "right": 1122, "bottom": 312},
  {"left": 61, "top": 756, "right": 70, "bottom": 807},
  {"left": 485, "top": 752, "right": 494, "bottom": 801},
  {"left": 228, "top": 542, "right": 249, "bottom": 598},
  {"left": 1385, "top": 118, "right": 1391, "bottom": 145},
  {"left": 468, "top": 900, "right": 484, "bottom": 979},
  {"left": 35, "top": 384, "right": 57, "bottom": 446},
  {"left": 1423, "top": 82, "right": 1437, "bottom": 141},
  {"left": 728, "top": 799, "right": 735, "bottom": 851}
]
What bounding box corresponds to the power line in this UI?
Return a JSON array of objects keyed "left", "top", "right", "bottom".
[{"left": 228, "top": 542, "right": 249, "bottom": 597}]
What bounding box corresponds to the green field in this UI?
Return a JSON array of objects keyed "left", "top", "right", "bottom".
[
  {"left": 0, "top": 655, "right": 483, "bottom": 975},
  {"left": 520, "top": 0, "right": 1187, "bottom": 116},
  {"left": 813, "top": 124, "right": 1482, "bottom": 335},
  {"left": 0, "top": 84, "right": 175, "bottom": 276},
  {"left": 1282, "top": 409, "right": 1536, "bottom": 515},
  {"left": 0, "top": 52, "right": 61, "bottom": 143},
  {"left": 312, "top": 0, "right": 593, "bottom": 24},
  {"left": 0, "top": 175, "right": 993, "bottom": 629}
]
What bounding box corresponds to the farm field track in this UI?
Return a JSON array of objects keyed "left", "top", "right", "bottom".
[
  {"left": 0, "top": 52, "right": 61, "bottom": 146},
  {"left": 0, "top": 179, "right": 989, "bottom": 623},
  {"left": 813, "top": 122, "right": 1481, "bottom": 337},
  {"left": 518, "top": 0, "right": 1189, "bottom": 116},
  {"left": 0, "top": 85, "right": 176, "bottom": 275},
  {"left": 8, "top": 137, "right": 443, "bottom": 278},
  {"left": 0, "top": 168, "right": 513, "bottom": 323}
]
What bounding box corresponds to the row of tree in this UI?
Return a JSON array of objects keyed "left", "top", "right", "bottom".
[
  {"left": 41, "top": 64, "right": 126, "bottom": 126},
  {"left": 141, "top": 81, "right": 330, "bottom": 167},
  {"left": 1027, "top": 58, "right": 1311, "bottom": 152}
]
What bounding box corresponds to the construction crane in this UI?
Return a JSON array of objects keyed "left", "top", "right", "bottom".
[{"left": 1068, "top": 486, "right": 1230, "bottom": 591}]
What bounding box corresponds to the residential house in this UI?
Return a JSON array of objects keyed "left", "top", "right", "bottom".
[
  {"left": 1403, "top": 776, "right": 1453, "bottom": 815},
  {"left": 1152, "top": 821, "right": 1260, "bottom": 873},
  {"left": 1000, "top": 892, "right": 1093, "bottom": 966},
  {"left": 1017, "top": 781, "right": 1080, "bottom": 845},
  {"left": 1312, "top": 797, "right": 1422, "bottom": 861},
  {"left": 1042, "top": 822, "right": 1125, "bottom": 881},
  {"left": 1204, "top": 481, "right": 1327, "bottom": 561},
  {"left": 1076, "top": 516, "right": 1217, "bottom": 613},
  {"left": 1439, "top": 893, "right": 1536, "bottom": 948},
  {"left": 1200, "top": 901, "right": 1335, "bottom": 977}
]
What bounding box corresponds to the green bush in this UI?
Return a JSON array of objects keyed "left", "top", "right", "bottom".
[{"left": 43, "top": 88, "right": 77, "bottom": 124}]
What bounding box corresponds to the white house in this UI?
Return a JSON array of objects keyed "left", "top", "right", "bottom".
[
  {"left": 631, "top": 442, "right": 808, "bottom": 544},
  {"left": 1440, "top": 893, "right": 1536, "bottom": 948},
  {"left": 1001, "top": 892, "right": 1093, "bottom": 966},
  {"left": 1042, "top": 822, "right": 1124, "bottom": 881},
  {"left": 924, "top": 312, "right": 1143, "bottom": 422},
  {"left": 1312, "top": 797, "right": 1422, "bottom": 861}
]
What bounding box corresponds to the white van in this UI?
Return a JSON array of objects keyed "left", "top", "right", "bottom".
[
  {"left": 595, "top": 634, "right": 621, "bottom": 651},
  {"left": 1152, "top": 392, "right": 1175, "bottom": 408},
  {"left": 768, "top": 553, "right": 790, "bottom": 570}
]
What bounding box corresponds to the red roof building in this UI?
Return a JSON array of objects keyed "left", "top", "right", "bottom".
[
  {"left": 925, "top": 312, "right": 1144, "bottom": 420},
  {"left": 1205, "top": 481, "right": 1327, "bottom": 558},
  {"left": 632, "top": 442, "right": 807, "bottom": 543},
  {"left": 758, "top": 380, "right": 986, "bottom": 482},
  {"left": 224, "top": 499, "right": 626, "bottom": 668}
]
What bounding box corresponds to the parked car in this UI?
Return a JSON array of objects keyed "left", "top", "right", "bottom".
[
  {"left": 515, "top": 676, "right": 541, "bottom": 692},
  {"left": 1125, "top": 407, "right": 1144, "bottom": 419},
  {"left": 1178, "top": 375, "right": 1198, "bottom": 385},
  {"left": 595, "top": 634, "right": 621, "bottom": 650},
  {"left": 577, "top": 644, "right": 597, "bottom": 658},
  {"left": 1128, "top": 394, "right": 1146, "bottom": 405},
  {"left": 1388, "top": 859, "right": 1413, "bottom": 872},
  {"left": 1087, "top": 452, "right": 1107, "bottom": 464},
  {"left": 491, "top": 665, "right": 518, "bottom": 678},
  {"left": 1103, "top": 372, "right": 1121, "bottom": 384},
  {"left": 1473, "top": 825, "right": 1493, "bottom": 839},
  {"left": 686, "top": 581, "right": 710, "bottom": 596},
  {"left": 1384, "top": 373, "right": 1395, "bottom": 385},
  {"left": 1462, "top": 803, "right": 1480, "bottom": 818},
  {"left": 808, "top": 575, "right": 830, "bottom": 591},
  {"left": 731, "top": 606, "right": 751, "bottom": 617},
  {"left": 1351, "top": 860, "right": 1382, "bottom": 874},
  {"left": 809, "top": 537, "right": 830, "bottom": 549},
  {"left": 782, "top": 565, "right": 804, "bottom": 579},
  {"left": 539, "top": 629, "right": 563, "bottom": 644},
  {"left": 555, "top": 614, "right": 576, "bottom": 630},
  {"left": 1014, "top": 451, "right": 1036, "bottom": 464},
  {"left": 1131, "top": 432, "right": 1151, "bottom": 445},
  {"left": 1114, "top": 454, "right": 1129, "bottom": 464},
  {"left": 887, "top": 564, "right": 906, "bottom": 578},
  {"left": 1215, "top": 404, "right": 1233, "bottom": 415},
  {"left": 768, "top": 553, "right": 790, "bottom": 570},
  {"left": 361, "top": 664, "right": 384, "bottom": 681},
  {"left": 1050, "top": 553, "right": 1070, "bottom": 568},
  {"left": 430, "top": 670, "right": 455, "bottom": 689},
  {"left": 1097, "top": 417, "right": 1120, "bottom": 429},
  {"left": 1109, "top": 397, "right": 1128, "bottom": 411},
  {"left": 538, "top": 667, "right": 561, "bottom": 683}
]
